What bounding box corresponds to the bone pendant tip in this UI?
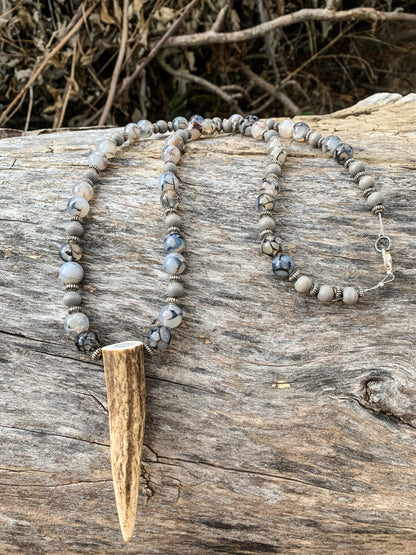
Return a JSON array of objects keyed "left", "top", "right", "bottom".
[{"left": 102, "top": 340, "right": 145, "bottom": 543}]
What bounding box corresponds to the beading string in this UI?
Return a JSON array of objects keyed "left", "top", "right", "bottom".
[{"left": 58, "top": 114, "right": 394, "bottom": 360}]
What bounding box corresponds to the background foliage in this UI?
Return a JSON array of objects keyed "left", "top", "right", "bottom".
[{"left": 0, "top": 0, "right": 415, "bottom": 130}]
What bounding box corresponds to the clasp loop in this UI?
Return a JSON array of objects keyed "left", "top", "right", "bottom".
[{"left": 375, "top": 235, "right": 392, "bottom": 253}]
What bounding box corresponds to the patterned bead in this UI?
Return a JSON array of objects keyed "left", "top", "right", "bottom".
[
  {"left": 147, "top": 325, "right": 171, "bottom": 351},
  {"left": 272, "top": 254, "right": 295, "bottom": 279},
  {"left": 321, "top": 135, "right": 341, "bottom": 154},
  {"left": 291, "top": 122, "right": 310, "bottom": 142},
  {"left": 172, "top": 116, "right": 188, "bottom": 130},
  {"left": 64, "top": 312, "right": 89, "bottom": 337},
  {"left": 76, "top": 330, "right": 100, "bottom": 353},
  {"left": 256, "top": 192, "right": 276, "bottom": 212},
  {"left": 165, "top": 134, "right": 185, "bottom": 153},
  {"left": 97, "top": 139, "right": 117, "bottom": 158},
  {"left": 67, "top": 196, "right": 90, "bottom": 218},
  {"left": 189, "top": 114, "right": 204, "bottom": 124},
  {"left": 158, "top": 172, "right": 180, "bottom": 192},
  {"left": 269, "top": 146, "right": 287, "bottom": 164},
  {"left": 188, "top": 121, "right": 202, "bottom": 140},
  {"left": 160, "top": 189, "right": 181, "bottom": 210},
  {"left": 59, "top": 261, "right": 84, "bottom": 284},
  {"left": 251, "top": 120, "right": 269, "bottom": 139},
  {"left": 163, "top": 253, "right": 186, "bottom": 275},
  {"left": 159, "top": 303, "right": 183, "bottom": 328},
  {"left": 161, "top": 145, "right": 181, "bottom": 164},
  {"left": 201, "top": 118, "right": 217, "bottom": 136},
  {"left": 72, "top": 182, "right": 94, "bottom": 201},
  {"left": 239, "top": 115, "right": 258, "bottom": 136},
  {"left": 163, "top": 232, "right": 185, "bottom": 253},
  {"left": 266, "top": 136, "right": 282, "bottom": 153},
  {"left": 59, "top": 243, "right": 82, "bottom": 262},
  {"left": 137, "top": 119, "right": 153, "bottom": 138},
  {"left": 88, "top": 151, "right": 108, "bottom": 171},
  {"left": 124, "top": 122, "right": 141, "bottom": 143},
  {"left": 261, "top": 236, "right": 281, "bottom": 257},
  {"left": 334, "top": 143, "right": 353, "bottom": 165}
]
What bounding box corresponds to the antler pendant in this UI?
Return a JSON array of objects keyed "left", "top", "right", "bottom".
[{"left": 102, "top": 341, "right": 146, "bottom": 542}]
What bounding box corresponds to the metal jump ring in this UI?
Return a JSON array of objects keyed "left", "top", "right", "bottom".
[{"left": 375, "top": 235, "right": 392, "bottom": 253}]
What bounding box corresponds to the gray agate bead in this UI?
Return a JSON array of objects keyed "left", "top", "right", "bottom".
[
  {"left": 88, "top": 151, "right": 108, "bottom": 171},
  {"left": 59, "top": 261, "right": 84, "bottom": 284},
  {"left": 137, "top": 119, "right": 153, "bottom": 138},
  {"left": 63, "top": 290, "right": 82, "bottom": 307},
  {"left": 158, "top": 172, "right": 179, "bottom": 192},
  {"left": 65, "top": 220, "right": 84, "bottom": 237},
  {"left": 163, "top": 232, "right": 185, "bottom": 253},
  {"left": 166, "top": 281, "right": 184, "bottom": 298},
  {"left": 291, "top": 122, "right": 310, "bottom": 142},
  {"left": 64, "top": 312, "right": 89, "bottom": 337},
  {"left": 125, "top": 122, "right": 141, "bottom": 143},
  {"left": 67, "top": 196, "right": 90, "bottom": 218},
  {"left": 322, "top": 135, "right": 341, "bottom": 154},
  {"left": 278, "top": 119, "right": 294, "bottom": 138},
  {"left": 349, "top": 161, "right": 366, "bottom": 177},
  {"left": 76, "top": 330, "right": 100, "bottom": 352},
  {"left": 163, "top": 253, "right": 186, "bottom": 275},
  {"left": 59, "top": 243, "right": 82, "bottom": 262},
  {"left": 160, "top": 189, "right": 181, "bottom": 210},
  {"left": 334, "top": 143, "right": 353, "bottom": 165},
  {"left": 272, "top": 254, "right": 295, "bottom": 279},
  {"left": 147, "top": 325, "right": 171, "bottom": 351},
  {"left": 317, "top": 284, "right": 334, "bottom": 302},
  {"left": 161, "top": 145, "right": 181, "bottom": 164},
  {"left": 172, "top": 116, "right": 188, "bottom": 130},
  {"left": 159, "top": 303, "right": 183, "bottom": 328},
  {"left": 343, "top": 287, "right": 358, "bottom": 305}
]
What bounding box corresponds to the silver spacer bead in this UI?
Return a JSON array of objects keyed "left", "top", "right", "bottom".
[
  {"left": 372, "top": 204, "right": 384, "bottom": 215},
  {"left": 215, "top": 120, "right": 222, "bottom": 133},
  {"left": 71, "top": 215, "right": 82, "bottom": 222},
  {"left": 167, "top": 226, "right": 181, "bottom": 234},
  {"left": 357, "top": 286, "right": 365, "bottom": 299},
  {"left": 153, "top": 123, "right": 159, "bottom": 134},
  {"left": 265, "top": 172, "right": 281, "bottom": 180},
  {"left": 68, "top": 305, "right": 82, "bottom": 314},
  {"left": 166, "top": 297, "right": 178, "bottom": 304},
  {"left": 259, "top": 210, "right": 273, "bottom": 219},
  {"left": 67, "top": 235, "right": 80, "bottom": 244},
  {"left": 83, "top": 178, "right": 94, "bottom": 186},
  {"left": 318, "top": 137, "right": 324, "bottom": 148},
  {"left": 143, "top": 343, "right": 154, "bottom": 357},
  {"left": 165, "top": 208, "right": 178, "bottom": 215},
  {"left": 344, "top": 158, "right": 355, "bottom": 169},
  {"left": 305, "top": 131, "right": 311, "bottom": 141},
  {"left": 334, "top": 287, "right": 343, "bottom": 299},
  {"left": 167, "top": 121, "right": 173, "bottom": 132},
  {"left": 288, "top": 269, "right": 301, "bottom": 282},
  {"left": 232, "top": 122, "right": 239, "bottom": 133},
  {"left": 89, "top": 164, "right": 100, "bottom": 173},
  {"left": 354, "top": 171, "right": 367, "bottom": 182},
  {"left": 65, "top": 283, "right": 80, "bottom": 291},
  {"left": 260, "top": 229, "right": 275, "bottom": 240},
  {"left": 273, "top": 122, "right": 279, "bottom": 131},
  {"left": 363, "top": 187, "right": 377, "bottom": 198},
  {"left": 169, "top": 275, "right": 182, "bottom": 281},
  {"left": 309, "top": 283, "right": 319, "bottom": 297},
  {"left": 123, "top": 132, "right": 128, "bottom": 141},
  {"left": 91, "top": 348, "right": 103, "bottom": 361},
  {"left": 110, "top": 138, "right": 118, "bottom": 146}
]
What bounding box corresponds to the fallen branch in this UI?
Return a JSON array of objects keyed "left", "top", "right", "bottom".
[
  {"left": 161, "top": 7, "right": 416, "bottom": 49},
  {"left": 241, "top": 67, "right": 300, "bottom": 115}
]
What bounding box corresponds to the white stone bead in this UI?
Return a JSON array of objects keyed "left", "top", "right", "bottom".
[
  {"left": 278, "top": 119, "right": 294, "bottom": 138},
  {"left": 318, "top": 285, "right": 334, "bottom": 302},
  {"left": 72, "top": 182, "right": 94, "bottom": 201},
  {"left": 97, "top": 139, "right": 117, "bottom": 158},
  {"left": 343, "top": 287, "right": 358, "bottom": 305},
  {"left": 295, "top": 276, "right": 313, "bottom": 293}
]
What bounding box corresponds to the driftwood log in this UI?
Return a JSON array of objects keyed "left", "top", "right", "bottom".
[{"left": 0, "top": 93, "right": 415, "bottom": 554}]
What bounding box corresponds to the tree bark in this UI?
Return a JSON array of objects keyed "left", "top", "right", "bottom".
[{"left": 0, "top": 93, "right": 415, "bottom": 554}]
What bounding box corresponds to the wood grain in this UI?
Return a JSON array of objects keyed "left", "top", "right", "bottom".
[
  {"left": 0, "top": 93, "right": 415, "bottom": 554},
  {"left": 102, "top": 341, "right": 145, "bottom": 542}
]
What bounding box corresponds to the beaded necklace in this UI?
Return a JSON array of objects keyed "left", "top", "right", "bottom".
[{"left": 58, "top": 114, "right": 394, "bottom": 540}]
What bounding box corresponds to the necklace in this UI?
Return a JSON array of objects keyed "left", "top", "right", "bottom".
[{"left": 58, "top": 113, "right": 394, "bottom": 540}]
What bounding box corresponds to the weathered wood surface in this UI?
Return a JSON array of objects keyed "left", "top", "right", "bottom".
[
  {"left": 0, "top": 93, "right": 415, "bottom": 554},
  {"left": 102, "top": 341, "right": 145, "bottom": 542}
]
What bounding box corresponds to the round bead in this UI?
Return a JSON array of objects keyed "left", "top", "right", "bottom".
[
  {"left": 222, "top": 119, "right": 232, "bottom": 133},
  {"left": 147, "top": 325, "right": 171, "bottom": 351},
  {"left": 321, "top": 135, "right": 341, "bottom": 154},
  {"left": 165, "top": 213, "right": 182, "bottom": 229},
  {"left": 59, "top": 243, "right": 82, "bottom": 262},
  {"left": 72, "top": 182, "right": 94, "bottom": 201},
  {"left": 97, "top": 139, "right": 117, "bottom": 158},
  {"left": 258, "top": 216, "right": 276, "bottom": 232},
  {"left": 201, "top": 118, "right": 217, "bottom": 136},
  {"left": 175, "top": 129, "right": 190, "bottom": 143},
  {"left": 266, "top": 136, "right": 282, "bottom": 153},
  {"left": 67, "top": 196, "right": 90, "bottom": 218},
  {"left": 163, "top": 162, "right": 178, "bottom": 174},
  {"left": 65, "top": 221, "right": 84, "bottom": 237},
  {"left": 261, "top": 236, "right": 281, "bottom": 257},
  {"left": 265, "top": 118, "right": 276, "bottom": 129},
  {"left": 263, "top": 129, "right": 278, "bottom": 142},
  {"left": 265, "top": 163, "right": 282, "bottom": 177},
  {"left": 278, "top": 119, "right": 294, "bottom": 138},
  {"left": 343, "top": 287, "right": 359, "bottom": 305},
  {"left": 229, "top": 114, "right": 244, "bottom": 126},
  {"left": 137, "top": 119, "right": 153, "bottom": 138},
  {"left": 64, "top": 312, "right": 89, "bottom": 337},
  {"left": 159, "top": 303, "right": 183, "bottom": 328},
  {"left": 358, "top": 175, "right": 376, "bottom": 191},
  {"left": 88, "top": 151, "right": 108, "bottom": 171},
  {"left": 269, "top": 146, "right": 287, "bottom": 164},
  {"left": 189, "top": 114, "right": 204, "bottom": 124},
  {"left": 163, "top": 232, "right": 185, "bottom": 253},
  {"left": 160, "top": 189, "right": 181, "bottom": 210},
  {"left": 59, "top": 261, "right": 84, "bottom": 284},
  {"left": 334, "top": 143, "right": 353, "bottom": 165},
  {"left": 349, "top": 161, "right": 366, "bottom": 177},
  {"left": 188, "top": 121, "right": 202, "bottom": 140},
  {"left": 295, "top": 275, "right": 313, "bottom": 293},
  {"left": 259, "top": 178, "right": 279, "bottom": 198},
  {"left": 158, "top": 172, "right": 179, "bottom": 192},
  {"left": 76, "top": 330, "right": 100, "bottom": 353},
  {"left": 82, "top": 168, "right": 99, "bottom": 183},
  {"left": 156, "top": 120, "right": 168, "bottom": 134},
  {"left": 272, "top": 254, "right": 295, "bottom": 279},
  {"left": 165, "top": 134, "right": 185, "bottom": 153},
  {"left": 172, "top": 116, "right": 188, "bottom": 130},
  {"left": 291, "top": 122, "right": 310, "bottom": 142},
  {"left": 308, "top": 132, "right": 322, "bottom": 147},
  {"left": 367, "top": 191, "right": 384, "bottom": 208},
  {"left": 317, "top": 284, "right": 334, "bottom": 302},
  {"left": 63, "top": 291, "right": 82, "bottom": 307},
  {"left": 166, "top": 281, "right": 184, "bottom": 298},
  {"left": 256, "top": 193, "right": 276, "bottom": 212},
  {"left": 251, "top": 120, "right": 268, "bottom": 139},
  {"left": 110, "top": 131, "right": 125, "bottom": 146},
  {"left": 124, "top": 122, "right": 141, "bottom": 143},
  {"left": 161, "top": 145, "right": 181, "bottom": 164},
  {"left": 163, "top": 253, "right": 186, "bottom": 275}
]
